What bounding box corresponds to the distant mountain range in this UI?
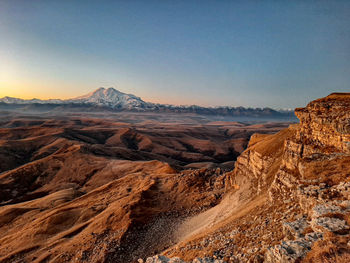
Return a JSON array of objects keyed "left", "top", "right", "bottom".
[{"left": 0, "top": 87, "right": 294, "bottom": 118}]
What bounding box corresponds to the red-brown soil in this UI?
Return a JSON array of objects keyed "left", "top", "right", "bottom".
[{"left": 0, "top": 113, "right": 289, "bottom": 263}]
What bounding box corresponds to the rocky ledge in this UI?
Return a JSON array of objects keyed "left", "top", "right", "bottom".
[{"left": 266, "top": 93, "right": 350, "bottom": 262}]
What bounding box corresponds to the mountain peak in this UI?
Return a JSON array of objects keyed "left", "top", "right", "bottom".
[
  {"left": 93, "top": 87, "right": 121, "bottom": 94},
  {"left": 75, "top": 87, "right": 121, "bottom": 99},
  {"left": 0, "top": 87, "right": 295, "bottom": 118},
  {"left": 71, "top": 87, "right": 148, "bottom": 109}
]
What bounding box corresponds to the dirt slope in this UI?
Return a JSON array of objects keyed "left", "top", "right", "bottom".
[{"left": 0, "top": 114, "right": 289, "bottom": 262}]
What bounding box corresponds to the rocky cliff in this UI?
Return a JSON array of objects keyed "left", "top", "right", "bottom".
[
  {"left": 224, "top": 93, "right": 350, "bottom": 262},
  {"left": 232, "top": 93, "right": 350, "bottom": 262},
  {"left": 295, "top": 93, "right": 350, "bottom": 153},
  {"left": 265, "top": 93, "right": 350, "bottom": 262}
]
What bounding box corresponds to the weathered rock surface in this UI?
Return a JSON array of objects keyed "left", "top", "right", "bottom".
[
  {"left": 142, "top": 255, "right": 225, "bottom": 263},
  {"left": 295, "top": 93, "right": 350, "bottom": 153},
  {"left": 265, "top": 232, "right": 324, "bottom": 263},
  {"left": 264, "top": 93, "right": 350, "bottom": 262}
]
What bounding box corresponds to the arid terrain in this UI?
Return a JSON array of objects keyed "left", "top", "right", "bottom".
[
  {"left": 0, "top": 111, "right": 289, "bottom": 263},
  {"left": 1, "top": 93, "right": 350, "bottom": 263}
]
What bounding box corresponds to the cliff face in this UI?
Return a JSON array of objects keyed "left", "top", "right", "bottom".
[
  {"left": 295, "top": 93, "right": 350, "bottom": 154},
  {"left": 231, "top": 93, "right": 350, "bottom": 262},
  {"left": 231, "top": 94, "right": 350, "bottom": 193}
]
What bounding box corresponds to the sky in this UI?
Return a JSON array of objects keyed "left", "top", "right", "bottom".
[{"left": 0, "top": 0, "right": 349, "bottom": 108}]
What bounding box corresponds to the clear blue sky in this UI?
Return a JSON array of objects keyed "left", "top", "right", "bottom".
[{"left": 0, "top": 0, "right": 349, "bottom": 108}]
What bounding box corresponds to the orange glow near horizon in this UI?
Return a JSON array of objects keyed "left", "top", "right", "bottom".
[
  {"left": 0, "top": 83, "right": 83, "bottom": 100},
  {"left": 0, "top": 84, "right": 211, "bottom": 106}
]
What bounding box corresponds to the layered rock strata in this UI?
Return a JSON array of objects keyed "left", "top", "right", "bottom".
[{"left": 265, "top": 93, "right": 350, "bottom": 262}]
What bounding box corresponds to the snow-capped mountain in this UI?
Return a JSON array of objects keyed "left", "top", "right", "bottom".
[
  {"left": 0, "top": 88, "right": 153, "bottom": 110},
  {"left": 0, "top": 87, "right": 295, "bottom": 118},
  {"left": 68, "top": 87, "right": 153, "bottom": 110}
]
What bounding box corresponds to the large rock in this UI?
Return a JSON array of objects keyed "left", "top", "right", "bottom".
[
  {"left": 295, "top": 93, "right": 350, "bottom": 153},
  {"left": 143, "top": 255, "right": 225, "bottom": 263},
  {"left": 311, "top": 217, "right": 349, "bottom": 233},
  {"left": 312, "top": 204, "right": 342, "bottom": 218},
  {"left": 144, "top": 255, "right": 186, "bottom": 263},
  {"left": 265, "top": 232, "right": 323, "bottom": 263}
]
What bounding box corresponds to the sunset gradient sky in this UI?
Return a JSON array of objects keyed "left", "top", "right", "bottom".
[{"left": 0, "top": 0, "right": 349, "bottom": 108}]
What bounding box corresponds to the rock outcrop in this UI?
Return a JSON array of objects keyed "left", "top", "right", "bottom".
[
  {"left": 295, "top": 93, "right": 350, "bottom": 153},
  {"left": 264, "top": 93, "right": 350, "bottom": 262}
]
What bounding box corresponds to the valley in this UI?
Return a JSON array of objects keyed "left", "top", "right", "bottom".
[{"left": 0, "top": 111, "right": 289, "bottom": 263}]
